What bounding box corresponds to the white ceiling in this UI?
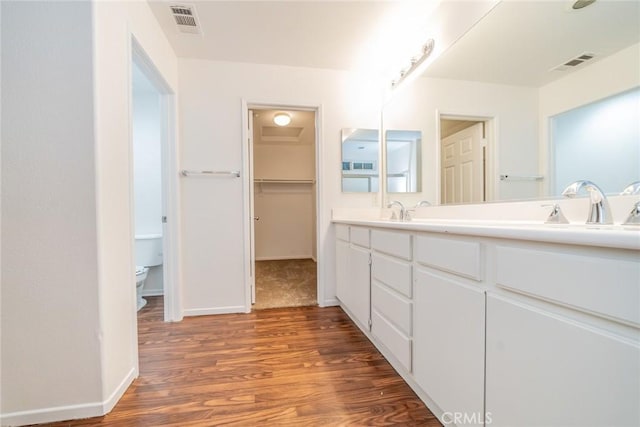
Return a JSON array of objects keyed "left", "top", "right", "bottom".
[
  {"left": 148, "top": 0, "right": 640, "bottom": 88},
  {"left": 148, "top": 0, "right": 441, "bottom": 76}
]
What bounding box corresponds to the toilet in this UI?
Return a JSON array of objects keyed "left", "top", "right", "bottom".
[{"left": 135, "top": 234, "right": 163, "bottom": 311}]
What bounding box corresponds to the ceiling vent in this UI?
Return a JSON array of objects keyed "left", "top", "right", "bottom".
[
  {"left": 551, "top": 52, "right": 596, "bottom": 71},
  {"left": 170, "top": 4, "right": 201, "bottom": 35}
]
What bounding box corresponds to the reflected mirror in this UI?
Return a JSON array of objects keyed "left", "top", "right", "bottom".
[
  {"left": 386, "top": 130, "right": 422, "bottom": 193},
  {"left": 341, "top": 128, "right": 379, "bottom": 193},
  {"left": 381, "top": 0, "right": 640, "bottom": 204}
]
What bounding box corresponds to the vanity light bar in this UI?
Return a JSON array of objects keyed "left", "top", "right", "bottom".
[{"left": 391, "top": 39, "right": 435, "bottom": 90}]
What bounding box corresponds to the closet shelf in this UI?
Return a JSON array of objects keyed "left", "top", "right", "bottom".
[{"left": 254, "top": 178, "right": 315, "bottom": 184}]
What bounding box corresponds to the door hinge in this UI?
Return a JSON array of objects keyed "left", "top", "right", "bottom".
[
  {"left": 368, "top": 253, "right": 372, "bottom": 265},
  {"left": 162, "top": 216, "right": 167, "bottom": 223},
  {"left": 368, "top": 318, "right": 372, "bottom": 329}
]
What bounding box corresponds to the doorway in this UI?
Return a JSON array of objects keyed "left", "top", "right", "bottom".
[
  {"left": 130, "top": 38, "right": 180, "bottom": 323},
  {"left": 439, "top": 114, "right": 495, "bottom": 204},
  {"left": 246, "top": 107, "right": 319, "bottom": 310}
]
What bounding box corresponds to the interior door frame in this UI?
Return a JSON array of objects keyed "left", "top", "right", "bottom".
[
  {"left": 241, "top": 100, "right": 323, "bottom": 312},
  {"left": 436, "top": 110, "right": 498, "bottom": 203},
  {"left": 130, "top": 37, "right": 182, "bottom": 323}
]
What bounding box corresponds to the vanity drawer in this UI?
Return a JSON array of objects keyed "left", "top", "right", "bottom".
[
  {"left": 371, "top": 229, "right": 411, "bottom": 260},
  {"left": 372, "top": 280, "right": 412, "bottom": 336},
  {"left": 335, "top": 224, "right": 349, "bottom": 242},
  {"left": 415, "top": 235, "right": 482, "bottom": 281},
  {"left": 372, "top": 253, "right": 412, "bottom": 298},
  {"left": 350, "top": 226, "right": 370, "bottom": 248},
  {"left": 496, "top": 245, "right": 640, "bottom": 326},
  {"left": 372, "top": 309, "right": 412, "bottom": 372}
]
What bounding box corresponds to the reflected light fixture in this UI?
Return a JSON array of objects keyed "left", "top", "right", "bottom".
[
  {"left": 391, "top": 38, "right": 435, "bottom": 90},
  {"left": 273, "top": 112, "right": 291, "bottom": 126}
]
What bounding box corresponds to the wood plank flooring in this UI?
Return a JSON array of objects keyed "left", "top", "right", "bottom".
[{"left": 38, "top": 297, "right": 440, "bottom": 426}]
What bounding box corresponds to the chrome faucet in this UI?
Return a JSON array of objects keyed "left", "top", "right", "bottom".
[
  {"left": 387, "top": 200, "right": 406, "bottom": 221},
  {"left": 561, "top": 180, "right": 612, "bottom": 225},
  {"left": 623, "top": 201, "right": 640, "bottom": 225},
  {"left": 621, "top": 181, "right": 640, "bottom": 195},
  {"left": 621, "top": 181, "right": 640, "bottom": 225},
  {"left": 415, "top": 200, "right": 432, "bottom": 207},
  {"left": 541, "top": 203, "right": 569, "bottom": 224}
]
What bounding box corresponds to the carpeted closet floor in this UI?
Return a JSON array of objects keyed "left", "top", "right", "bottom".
[{"left": 254, "top": 259, "right": 317, "bottom": 310}]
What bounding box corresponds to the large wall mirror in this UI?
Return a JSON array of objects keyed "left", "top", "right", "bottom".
[
  {"left": 381, "top": 0, "right": 640, "bottom": 205},
  {"left": 341, "top": 128, "right": 379, "bottom": 193}
]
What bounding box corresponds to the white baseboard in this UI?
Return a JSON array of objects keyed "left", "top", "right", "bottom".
[
  {"left": 142, "top": 289, "right": 164, "bottom": 297},
  {"left": 183, "top": 305, "right": 246, "bottom": 316},
  {"left": 1, "top": 368, "right": 136, "bottom": 427},
  {"left": 321, "top": 298, "right": 340, "bottom": 307},
  {"left": 255, "top": 255, "right": 313, "bottom": 261},
  {"left": 102, "top": 367, "right": 137, "bottom": 414}
]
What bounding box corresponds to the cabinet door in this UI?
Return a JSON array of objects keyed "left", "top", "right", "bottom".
[
  {"left": 414, "top": 268, "right": 486, "bottom": 426},
  {"left": 486, "top": 294, "right": 640, "bottom": 427},
  {"left": 335, "top": 239, "right": 349, "bottom": 306},
  {"left": 347, "top": 244, "right": 371, "bottom": 330}
]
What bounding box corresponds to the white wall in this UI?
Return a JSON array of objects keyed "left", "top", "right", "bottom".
[
  {"left": 383, "top": 76, "right": 540, "bottom": 205},
  {"left": 132, "top": 87, "right": 164, "bottom": 295},
  {"left": 1, "top": 1, "right": 178, "bottom": 424},
  {"left": 539, "top": 43, "right": 640, "bottom": 195},
  {"left": 133, "top": 90, "right": 163, "bottom": 236},
  {"left": 1, "top": 1, "right": 103, "bottom": 422},
  {"left": 92, "top": 0, "right": 178, "bottom": 413},
  {"left": 179, "top": 59, "right": 382, "bottom": 313},
  {"left": 254, "top": 184, "right": 315, "bottom": 260}
]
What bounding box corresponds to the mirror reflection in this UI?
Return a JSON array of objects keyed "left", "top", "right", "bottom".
[
  {"left": 551, "top": 87, "right": 640, "bottom": 196},
  {"left": 381, "top": 0, "right": 640, "bottom": 205},
  {"left": 386, "top": 130, "right": 422, "bottom": 193},
  {"left": 341, "top": 128, "right": 379, "bottom": 193}
]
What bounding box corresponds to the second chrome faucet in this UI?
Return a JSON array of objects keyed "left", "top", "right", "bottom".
[{"left": 562, "top": 180, "right": 612, "bottom": 225}]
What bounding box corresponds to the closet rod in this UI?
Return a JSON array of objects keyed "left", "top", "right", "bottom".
[
  {"left": 254, "top": 178, "right": 315, "bottom": 184},
  {"left": 181, "top": 170, "right": 240, "bottom": 178}
]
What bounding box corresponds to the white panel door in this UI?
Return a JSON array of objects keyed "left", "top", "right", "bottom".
[
  {"left": 486, "top": 294, "right": 640, "bottom": 427},
  {"left": 441, "top": 122, "right": 484, "bottom": 204}
]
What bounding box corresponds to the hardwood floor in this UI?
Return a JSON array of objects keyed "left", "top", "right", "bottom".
[{"left": 38, "top": 297, "right": 440, "bottom": 426}]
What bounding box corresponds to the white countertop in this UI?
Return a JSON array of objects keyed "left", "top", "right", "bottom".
[{"left": 332, "top": 217, "right": 640, "bottom": 251}]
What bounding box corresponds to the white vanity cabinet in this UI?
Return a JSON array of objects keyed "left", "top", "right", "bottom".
[
  {"left": 485, "top": 244, "right": 640, "bottom": 427},
  {"left": 413, "top": 235, "right": 486, "bottom": 425},
  {"left": 335, "top": 224, "right": 371, "bottom": 331},
  {"left": 334, "top": 218, "right": 640, "bottom": 427},
  {"left": 370, "top": 229, "right": 413, "bottom": 371}
]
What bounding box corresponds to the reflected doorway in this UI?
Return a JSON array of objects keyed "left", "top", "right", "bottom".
[{"left": 439, "top": 115, "right": 494, "bottom": 204}]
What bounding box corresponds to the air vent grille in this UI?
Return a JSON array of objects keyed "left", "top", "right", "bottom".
[
  {"left": 170, "top": 4, "right": 201, "bottom": 34},
  {"left": 551, "top": 52, "right": 596, "bottom": 71}
]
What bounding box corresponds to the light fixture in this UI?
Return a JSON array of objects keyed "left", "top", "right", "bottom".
[
  {"left": 391, "top": 38, "right": 436, "bottom": 90},
  {"left": 273, "top": 112, "right": 291, "bottom": 126}
]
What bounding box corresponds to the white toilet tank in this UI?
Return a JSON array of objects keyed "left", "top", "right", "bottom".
[{"left": 135, "top": 234, "right": 163, "bottom": 267}]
